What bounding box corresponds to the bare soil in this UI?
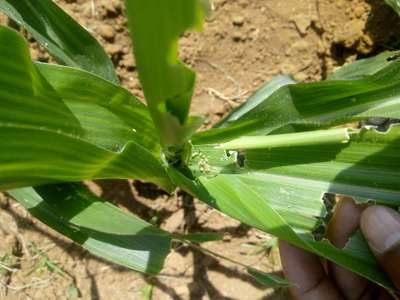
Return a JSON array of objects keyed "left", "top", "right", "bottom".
[{"left": 0, "top": 0, "right": 399, "bottom": 299}]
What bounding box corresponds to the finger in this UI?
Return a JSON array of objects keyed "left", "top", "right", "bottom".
[
  {"left": 327, "top": 196, "right": 372, "bottom": 299},
  {"left": 378, "top": 289, "right": 396, "bottom": 300},
  {"left": 358, "top": 283, "right": 385, "bottom": 300},
  {"left": 279, "top": 240, "right": 342, "bottom": 300},
  {"left": 361, "top": 206, "right": 400, "bottom": 291},
  {"left": 327, "top": 196, "right": 364, "bottom": 247}
]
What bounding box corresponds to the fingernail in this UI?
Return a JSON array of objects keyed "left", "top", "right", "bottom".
[{"left": 360, "top": 206, "right": 400, "bottom": 255}]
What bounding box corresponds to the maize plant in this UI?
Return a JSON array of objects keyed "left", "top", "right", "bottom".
[{"left": 0, "top": 0, "right": 400, "bottom": 292}]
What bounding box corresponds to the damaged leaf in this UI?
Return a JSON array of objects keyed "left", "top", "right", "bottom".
[{"left": 125, "top": 0, "right": 207, "bottom": 149}]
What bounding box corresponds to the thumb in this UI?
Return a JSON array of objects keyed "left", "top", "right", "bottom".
[{"left": 360, "top": 206, "right": 400, "bottom": 290}]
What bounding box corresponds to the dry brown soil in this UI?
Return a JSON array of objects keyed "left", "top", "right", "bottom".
[{"left": 0, "top": 0, "right": 400, "bottom": 299}]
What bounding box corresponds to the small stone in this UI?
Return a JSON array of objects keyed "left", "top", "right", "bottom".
[
  {"left": 122, "top": 46, "right": 130, "bottom": 54},
  {"left": 354, "top": 6, "right": 365, "bottom": 18},
  {"left": 336, "top": 0, "right": 345, "bottom": 8},
  {"left": 80, "top": 2, "right": 93, "bottom": 18},
  {"left": 334, "top": 19, "right": 364, "bottom": 48},
  {"left": 97, "top": 24, "right": 114, "bottom": 40},
  {"left": 357, "top": 34, "right": 374, "bottom": 55},
  {"left": 291, "top": 40, "right": 310, "bottom": 53},
  {"left": 362, "top": 34, "right": 374, "bottom": 47},
  {"left": 121, "top": 53, "right": 135, "bottom": 68},
  {"left": 279, "top": 63, "right": 296, "bottom": 75},
  {"left": 293, "top": 72, "right": 308, "bottom": 82},
  {"left": 101, "top": 0, "right": 121, "bottom": 14},
  {"left": 30, "top": 48, "right": 40, "bottom": 61},
  {"left": 232, "top": 31, "right": 244, "bottom": 42},
  {"left": 222, "top": 234, "right": 232, "bottom": 242},
  {"left": 105, "top": 44, "right": 123, "bottom": 55},
  {"left": 232, "top": 15, "right": 245, "bottom": 26}
]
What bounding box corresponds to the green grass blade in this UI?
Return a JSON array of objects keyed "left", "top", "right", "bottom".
[
  {"left": 0, "top": 0, "right": 118, "bottom": 83},
  {"left": 247, "top": 268, "right": 292, "bottom": 288},
  {"left": 0, "top": 26, "right": 172, "bottom": 191},
  {"left": 125, "top": 0, "right": 207, "bottom": 148},
  {"left": 9, "top": 184, "right": 171, "bottom": 274}
]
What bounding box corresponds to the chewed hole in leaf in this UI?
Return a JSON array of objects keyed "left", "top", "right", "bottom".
[
  {"left": 312, "top": 223, "right": 327, "bottom": 242},
  {"left": 315, "top": 195, "right": 368, "bottom": 250},
  {"left": 312, "top": 193, "right": 336, "bottom": 241},
  {"left": 387, "top": 53, "right": 400, "bottom": 61},
  {"left": 323, "top": 193, "right": 336, "bottom": 217},
  {"left": 236, "top": 151, "right": 246, "bottom": 168},
  {"left": 224, "top": 149, "right": 246, "bottom": 168},
  {"left": 360, "top": 118, "right": 400, "bottom": 132}
]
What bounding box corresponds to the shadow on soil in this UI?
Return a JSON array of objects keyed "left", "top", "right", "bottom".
[
  {"left": 98, "top": 180, "right": 290, "bottom": 300},
  {"left": 319, "top": 0, "right": 400, "bottom": 78},
  {"left": 96, "top": 179, "right": 172, "bottom": 226},
  {"left": 156, "top": 192, "right": 290, "bottom": 300},
  {"left": 3, "top": 180, "right": 290, "bottom": 300}
]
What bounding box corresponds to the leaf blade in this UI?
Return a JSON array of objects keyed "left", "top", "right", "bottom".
[
  {"left": 329, "top": 51, "right": 400, "bottom": 81},
  {"left": 0, "top": 26, "right": 172, "bottom": 191},
  {"left": 9, "top": 184, "right": 171, "bottom": 274},
  {"left": 0, "top": 0, "right": 118, "bottom": 82},
  {"left": 125, "top": 0, "right": 206, "bottom": 148},
  {"left": 180, "top": 125, "right": 400, "bottom": 290},
  {"left": 247, "top": 267, "right": 292, "bottom": 289},
  {"left": 194, "top": 173, "right": 395, "bottom": 290},
  {"left": 194, "top": 59, "right": 400, "bottom": 144},
  {"left": 215, "top": 75, "right": 296, "bottom": 127}
]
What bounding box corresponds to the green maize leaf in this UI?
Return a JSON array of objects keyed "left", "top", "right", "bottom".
[
  {"left": 216, "top": 128, "right": 352, "bottom": 150},
  {"left": 141, "top": 284, "right": 154, "bottom": 300},
  {"left": 186, "top": 54, "right": 400, "bottom": 289},
  {"left": 175, "top": 125, "right": 400, "bottom": 290},
  {"left": 35, "top": 63, "right": 160, "bottom": 155},
  {"left": 125, "top": 0, "right": 207, "bottom": 148},
  {"left": 0, "top": 0, "right": 118, "bottom": 83},
  {"left": 247, "top": 268, "right": 292, "bottom": 288},
  {"left": 0, "top": 127, "right": 171, "bottom": 189},
  {"left": 329, "top": 51, "right": 400, "bottom": 81},
  {"left": 386, "top": 0, "right": 400, "bottom": 16},
  {"left": 0, "top": 26, "right": 172, "bottom": 191},
  {"left": 191, "top": 126, "right": 400, "bottom": 224},
  {"left": 215, "top": 75, "right": 296, "bottom": 128},
  {"left": 9, "top": 184, "right": 171, "bottom": 274},
  {"left": 193, "top": 59, "right": 400, "bottom": 144}
]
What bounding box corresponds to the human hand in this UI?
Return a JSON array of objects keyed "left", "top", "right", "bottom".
[{"left": 279, "top": 197, "right": 400, "bottom": 300}]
